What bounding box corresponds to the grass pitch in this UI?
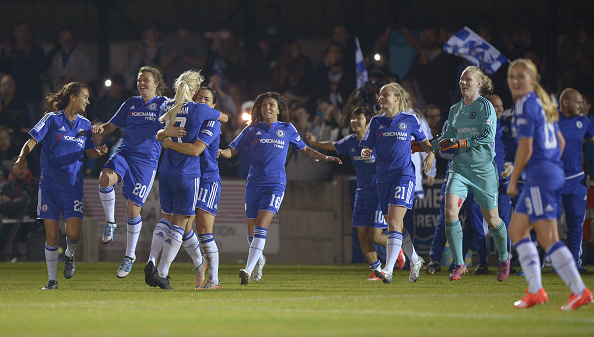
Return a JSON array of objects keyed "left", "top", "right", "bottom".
[{"left": 1, "top": 262, "right": 594, "bottom": 336}]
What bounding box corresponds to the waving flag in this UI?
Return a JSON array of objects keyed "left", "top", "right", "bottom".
[
  {"left": 355, "top": 37, "right": 368, "bottom": 88},
  {"left": 443, "top": 26, "right": 508, "bottom": 75}
]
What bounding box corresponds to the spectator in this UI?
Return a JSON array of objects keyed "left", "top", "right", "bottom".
[
  {"left": 245, "top": 2, "right": 293, "bottom": 97},
  {"left": 310, "top": 97, "right": 340, "bottom": 142},
  {"left": 559, "top": 22, "right": 594, "bottom": 95},
  {"left": 405, "top": 27, "right": 462, "bottom": 116},
  {"left": 159, "top": 8, "right": 207, "bottom": 90},
  {"left": 423, "top": 103, "right": 442, "bottom": 137},
  {"left": 125, "top": 23, "right": 162, "bottom": 89},
  {"left": 331, "top": 25, "right": 357, "bottom": 78},
  {"left": 0, "top": 126, "right": 20, "bottom": 181},
  {"left": 272, "top": 40, "right": 313, "bottom": 105},
  {"left": 48, "top": 27, "right": 97, "bottom": 92},
  {"left": 88, "top": 73, "right": 131, "bottom": 126},
  {"left": 205, "top": 28, "right": 247, "bottom": 90},
  {"left": 285, "top": 103, "right": 331, "bottom": 181},
  {"left": 0, "top": 21, "right": 45, "bottom": 126},
  {"left": 310, "top": 42, "right": 356, "bottom": 110},
  {"left": 0, "top": 158, "right": 37, "bottom": 219},
  {"left": 0, "top": 74, "right": 30, "bottom": 141},
  {"left": 207, "top": 74, "right": 238, "bottom": 117}
]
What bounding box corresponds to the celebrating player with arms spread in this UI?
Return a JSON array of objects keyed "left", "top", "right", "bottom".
[{"left": 219, "top": 91, "right": 342, "bottom": 286}]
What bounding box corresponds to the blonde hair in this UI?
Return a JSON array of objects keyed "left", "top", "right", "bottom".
[
  {"left": 160, "top": 70, "right": 204, "bottom": 127},
  {"left": 463, "top": 66, "right": 493, "bottom": 96},
  {"left": 381, "top": 82, "right": 409, "bottom": 112},
  {"left": 508, "top": 59, "right": 558, "bottom": 123}
]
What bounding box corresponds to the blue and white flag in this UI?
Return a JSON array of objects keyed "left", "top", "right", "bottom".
[
  {"left": 443, "top": 26, "right": 508, "bottom": 75},
  {"left": 355, "top": 37, "right": 368, "bottom": 88}
]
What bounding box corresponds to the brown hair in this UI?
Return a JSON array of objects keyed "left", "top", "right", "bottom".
[
  {"left": 45, "top": 82, "right": 87, "bottom": 113},
  {"left": 251, "top": 92, "right": 289, "bottom": 124},
  {"left": 138, "top": 66, "right": 166, "bottom": 96}
]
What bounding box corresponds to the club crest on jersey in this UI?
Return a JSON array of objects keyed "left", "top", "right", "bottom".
[
  {"left": 469, "top": 111, "right": 477, "bottom": 119},
  {"left": 577, "top": 121, "right": 583, "bottom": 129},
  {"left": 148, "top": 103, "right": 158, "bottom": 110},
  {"left": 398, "top": 122, "right": 407, "bottom": 130},
  {"left": 41, "top": 204, "right": 49, "bottom": 212},
  {"left": 276, "top": 130, "right": 285, "bottom": 138}
]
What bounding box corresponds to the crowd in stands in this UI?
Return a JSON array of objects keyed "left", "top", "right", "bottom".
[{"left": 0, "top": 5, "right": 593, "bottom": 223}]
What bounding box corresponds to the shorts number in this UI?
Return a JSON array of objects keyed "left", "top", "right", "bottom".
[
  {"left": 132, "top": 183, "right": 148, "bottom": 198},
  {"left": 198, "top": 187, "right": 208, "bottom": 203},
  {"left": 74, "top": 200, "right": 83, "bottom": 213},
  {"left": 269, "top": 194, "right": 282, "bottom": 209},
  {"left": 525, "top": 198, "right": 533, "bottom": 215},
  {"left": 375, "top": 211, "right": 386, "bottom": 224},
  {"left": 175, "top": 117, "right": 187, "bottom": 143},
  {"left": 394, "top": 186, "right": 406, "bottom": 199}
]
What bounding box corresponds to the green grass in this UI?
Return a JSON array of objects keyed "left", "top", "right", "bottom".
[{"left": 1, "top": 262, "right": 594, "bottom": 336}]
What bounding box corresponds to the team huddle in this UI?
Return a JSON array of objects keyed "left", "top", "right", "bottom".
[{"left": 12, "top": 59, "right": 593, "bottom": 310}]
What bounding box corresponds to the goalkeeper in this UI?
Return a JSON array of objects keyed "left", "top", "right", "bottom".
[{"left": 429, "top": 66, "right": 510, "bottom": 282}]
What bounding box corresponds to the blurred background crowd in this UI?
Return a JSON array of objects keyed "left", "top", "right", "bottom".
[{"left": 0, "top": 0, "right": 593, "bottom": 223}]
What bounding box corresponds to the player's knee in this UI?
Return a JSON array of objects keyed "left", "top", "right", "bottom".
[{"left": 99, "top": 171, "right": 113, "bottom": 187}]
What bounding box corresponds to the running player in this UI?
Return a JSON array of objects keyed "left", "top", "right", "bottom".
[
  {"left": 432, "top": 66, "right": 510, "bottom": 282},
  {"left": 218, "top": 91, "right": 342, "bottom": 286},
  {"left": 507, "top": 58, "right": 592, "bottom": 310},
  {"left": 557, "top": 88, "right": 594, "bottom": 273},
  {"left": 307, "top": 107, "right": 398, "bottom": 281},
  {"left": 13, "top": 82, "right": 108, "bottom": 289},
  {"left": 360, "top": 82, "right": 434, "bottom": 284},
  {"left": 145, "top": 71, "right": 227, "bottom": 289},
  {"left": 93, "top": 66, "right": 173, "bottom": 278}
]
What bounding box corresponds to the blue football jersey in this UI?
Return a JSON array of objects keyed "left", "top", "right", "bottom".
[
  {"left": 198, "top": 119, "right": 221, "bottom": 183},
  {"left": 230, "top": 121, "right": 306, "bottom": 187},
  {"left": 558, "top": 113, "right": 594, "bottom": 178},
  {"left": 494, "top": 117, "right": 515, "bottom": 182},
  {"left": 108, "top": 95, "right": 168, "bottom": 160},
  {"left": 159, "top": 101, "right": 221, "bottom": 179},
  {"left": 360, "top": 111, "right": 426, "bottom": 183},
  {"left": 512, "top": 92, "right": 564, "bottom": 184},
  {"left": 334, "top": 134, "right": 377, "bottom": 191},
  {"left": 29, "top": 111, "right": 95, "bottom": 192}
]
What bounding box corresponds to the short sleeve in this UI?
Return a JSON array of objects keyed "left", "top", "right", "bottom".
[
  {"left": 29, "top": 113, "right": 52, "bottom": 143},
  {"left": 197, "top": 120, "right": 220, "bottom": 147}
]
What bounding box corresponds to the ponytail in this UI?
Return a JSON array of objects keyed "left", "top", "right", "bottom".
[
  {"left": 508, "top": 59, "right": 558, "bottom": 123},
  {"left": 159, "top": 70, "right": 204, "bottom": 127},
  {"left": 45, "top": 82, "right": 87, "bottom": 113}
]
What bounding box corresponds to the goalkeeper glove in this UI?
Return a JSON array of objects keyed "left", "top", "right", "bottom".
[{"left": 438, "top": 138, "right": 467, "bottom": 151}]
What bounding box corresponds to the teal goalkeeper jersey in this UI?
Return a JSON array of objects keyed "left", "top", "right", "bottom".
[{"left": 432, "top": 95, "right": 496, "bottom": 174}]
